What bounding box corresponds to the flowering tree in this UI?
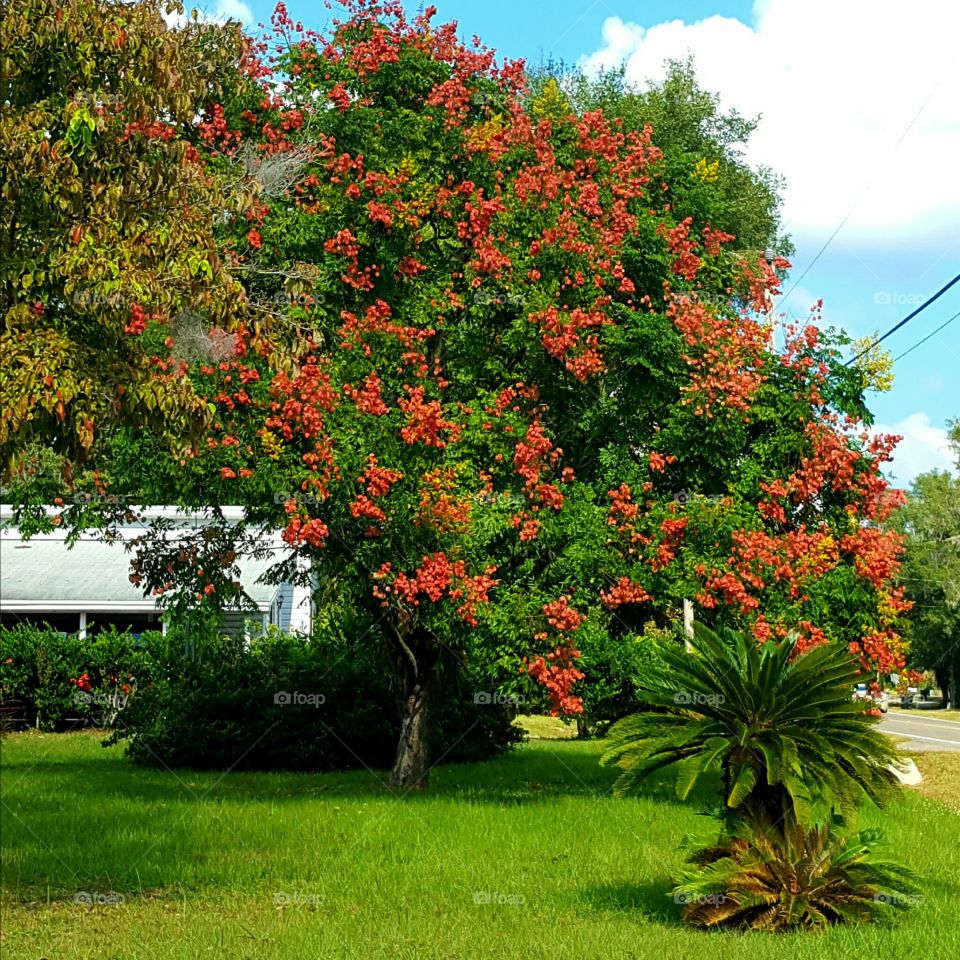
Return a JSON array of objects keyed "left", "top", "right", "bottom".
[
  {"left": 4, "top": 1, "right": 910, "bottom": 786},
  {"left": 0, "top": 0, "right": 249, "bottom": 475}
]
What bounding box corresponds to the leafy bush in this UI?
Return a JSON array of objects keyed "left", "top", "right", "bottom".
[
  {"left": 107, "top": 625, "right": 522, "bottom": 773},
  {"left": 0, "top": 625, "right": 155, "bottom": 730},
  {"left": 572, "top": 621, "right": 670, "bottom": 737},
  {"left": 1, "top": 623, "right": 521, "bottom": 771}
]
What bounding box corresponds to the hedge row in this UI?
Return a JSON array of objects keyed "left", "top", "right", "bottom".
[{"left": 0, "top": 624, "right": 522, "bottom": 771}]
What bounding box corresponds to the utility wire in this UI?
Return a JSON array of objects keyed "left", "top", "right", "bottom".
[
  {"left": 783, "top": 87, "right": 938, "bottom": 319},
  {"left": 845, "top": 272, "right": 960, "bottom": 366},
  {"left": 893, "top": 309, "right": 960, "bottom": 363}
]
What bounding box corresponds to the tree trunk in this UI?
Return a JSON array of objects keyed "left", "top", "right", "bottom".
[
  {"left": 388, "top": 627, "right": 436, "bottom": 790},
  {"left": 390, "top": 677, "right": 431, "bottom": 789},
  {"left": 936, "top": 666, "right": 955, "bottom": 709}
]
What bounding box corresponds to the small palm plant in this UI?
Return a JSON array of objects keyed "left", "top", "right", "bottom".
[
  {"left": 673, "top": 817, "right": 921, "bottom": 930},
  {"left": 601, "top": 623, "right": 916, "bottom": 929},
  {"left": 602, "top": 623, "right": 899, "bottom": 825}
]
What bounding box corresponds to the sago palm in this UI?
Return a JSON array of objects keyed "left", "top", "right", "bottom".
[
  {"left": 601, "top": 623, "right": 900, "bottom": 827},
  {"left": 672, "top": 814, "right": 920, "bottom": 930}
]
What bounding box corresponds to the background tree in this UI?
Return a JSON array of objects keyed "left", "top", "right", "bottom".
[
  {"left": 0, "top": 0, "right": 248, "bottom": 476},
  {"left": 891, "top": 420, "right": 960, "bottom": 705}
]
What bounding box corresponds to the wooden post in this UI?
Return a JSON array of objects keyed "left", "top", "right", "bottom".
[
  {"left": 683, "top": 599, "right": 694, "bottom": 652},
  {"left": 765, "top": 247, "right": 777, "bottom": 352}
]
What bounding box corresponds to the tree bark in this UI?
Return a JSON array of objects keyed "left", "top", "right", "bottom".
[
  {"left": 390, "top": 675, "right": 431, "bottom": 789},
  {"left": 388, "top": 626, "right": 436, "bottom": 789}
]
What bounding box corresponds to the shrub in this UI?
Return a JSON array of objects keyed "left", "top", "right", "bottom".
[
  {"left": 0, "top": 625, "right": 157, "bottom": 730},
  {"left": 572, "top": 621, "right": 670, "bottom": 737},
  {"left": 108, "top": 625, "right": 522, "bottom": 773}
]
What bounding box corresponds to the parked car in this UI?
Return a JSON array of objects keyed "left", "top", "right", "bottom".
[
  {"left": 899, "top": 686, "right": 919, "bottom": 708},
  {"left": 853, "top": 683, "right": 889, "bottom": 713}
]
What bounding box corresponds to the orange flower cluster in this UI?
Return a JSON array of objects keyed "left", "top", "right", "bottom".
[
  {"left": 658, "top": 216, "right": 701, "bottom": 281},
  {"left": 605, "top": 484, "right": 653, "bottom": 557},
  {"left": 669, "top": 296, "right": 768, "bottom": 419},
  {"left": 759, "top": 420, "right": 905, "bottom": 524},
  {"left": 600, "top": 577, "right": 651, "bottom": 609},
  {"left": 652, "top": 516, "right": 688, "bottom": 572},
  {"left": 372, "top": 554, "right": 499, "bottom": 626},
  {"left": 648, "top": 451, "right": 676, "bottom": 473},
  {"left": 839, "top": 526, "right": 906, "bottom": 591},
  {"left": 508, "top": 419, "right": 565, "bottom": 540},
  {"left": 338, "top": 299, "right": 432, "bottom": 369},
  {"left": 529, "top": 304, "right": 610, "bottom": 382},
  {"left": 850, "top": 630, "right": 907, "bottom": 675},
  {"left": 523, "top": 597, "right": 586, "bottom": 715},
  {"left": 282, "top": 514, "right": 330, "bottom": 549},
  {"left": 268, "top": 356, "right": 338, "bottom": 441},
  {"left": 398, "top": 386, "right": 462, "bottom": 448},
  {"left": 344, "top": 371, "right": 389, "bottom": 415},
  {"left": 542, "top": 596, "right": 585, "bottom": 632}
]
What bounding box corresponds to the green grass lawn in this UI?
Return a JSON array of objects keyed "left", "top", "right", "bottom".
[{"left": 2, "top": 731, "right": 959, "bottom": 960}]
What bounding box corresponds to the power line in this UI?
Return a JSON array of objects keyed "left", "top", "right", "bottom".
[
  {"left": 845, "top": 272, "right": 960, "bottom": 366},
  {"left": 781, "top": 87, "right": 938, "bottom": 317},
  {"left": 893, "top": 309, "right": 960, "bottom": 363}
]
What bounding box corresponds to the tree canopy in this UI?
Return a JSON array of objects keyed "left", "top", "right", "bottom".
[
  {"left": 892, "top": 422, "right": 960, "bottom": 705},
  {"left": 0, "top": 0, "right": 248, "bottom": 472},
  {"left": 2, "top": 0, "right": 910, "bottom": 786}
]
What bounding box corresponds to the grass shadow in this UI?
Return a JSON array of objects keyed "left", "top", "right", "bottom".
[
  {"left": 0, "top": 732, "right": 721, "bottom": 810},
  {"left": 579, "top": 878, "right": 683, "bottom": 925}
]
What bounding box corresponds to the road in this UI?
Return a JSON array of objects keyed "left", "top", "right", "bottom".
[{"left": 879, "top": 711, "right": 960, "bottom": 752}]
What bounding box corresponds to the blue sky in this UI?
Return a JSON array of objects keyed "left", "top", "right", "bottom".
[{"left": 212, "top": 0, "right": 959, "bottom": 484}]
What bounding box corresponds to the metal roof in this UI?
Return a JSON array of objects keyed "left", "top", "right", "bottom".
[{"left": 0, "top": 536, "right": 280, "bottom": 610}]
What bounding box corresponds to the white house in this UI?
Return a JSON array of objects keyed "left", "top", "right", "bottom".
[{"left": 0, "top": 506, "right": 313, "bottom": 638}]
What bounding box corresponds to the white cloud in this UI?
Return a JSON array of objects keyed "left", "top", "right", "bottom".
[
  {"left": 162, "top": 0, "right": 254, "bottom": 28},
  {"left": 579, "top": 0, "right": 960, "bottom": 244},
  {"left": 213, "top": 0, "right": 253, "bottom": 24},
  {"left": 874, "top": 412, "right": 955, "bottom": 485}
]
